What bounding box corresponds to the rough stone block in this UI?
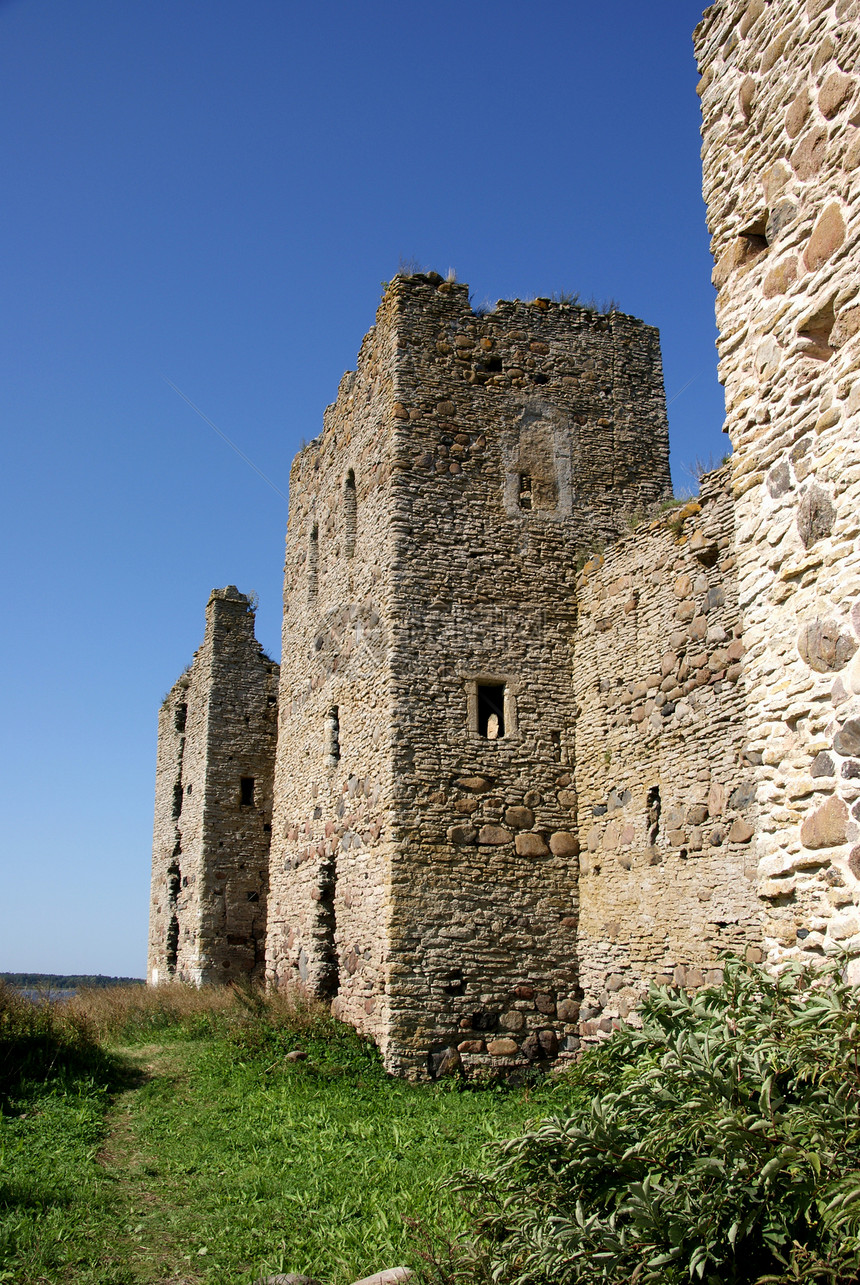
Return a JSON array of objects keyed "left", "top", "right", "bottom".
[
  {"left": 487, "top": 1038, "right": 519, "bottom": 1057},
  {"left": 801, "top": 798, "right": 849, "bottom": 850},
  {"left": 515, "top": 832, "right": 550, "bottom": 857}
]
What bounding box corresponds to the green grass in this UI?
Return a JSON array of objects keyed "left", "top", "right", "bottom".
[{"left": 0, "top": 986, "right": 571, "bottom": 1284}]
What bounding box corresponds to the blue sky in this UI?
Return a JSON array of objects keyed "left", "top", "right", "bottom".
[{"left": 1, "top": 0, "right": 722, "bottom": 976}]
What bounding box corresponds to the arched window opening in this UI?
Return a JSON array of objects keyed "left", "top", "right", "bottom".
[{"left": 344, "top": 470, "right": 357, "bottom": 558}]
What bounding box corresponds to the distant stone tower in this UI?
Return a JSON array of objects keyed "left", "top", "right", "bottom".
[
  {"left": 265, "top": 275, "right": 672, "bottom": 1076},
  {"left": 148, "top": 587, "right": 279, "bottom": 985}
]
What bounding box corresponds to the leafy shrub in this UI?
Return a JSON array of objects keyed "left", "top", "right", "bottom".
[{"left": 441, "top": 958, "right": 860, "bottom": 1285}]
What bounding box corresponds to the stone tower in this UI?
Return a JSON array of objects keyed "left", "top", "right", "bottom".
[
  {"left": 694, "top": 0, "right": 860, "bottom": 974},
  {"left": 264, "top": 275, "right": 672, "bottom": 1076},
  {"left": 148, "top": 587, "right": 279, "bottom": 985}
]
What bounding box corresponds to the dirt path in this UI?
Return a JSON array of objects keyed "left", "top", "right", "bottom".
[{"left": 97, "top": 1043, "right": 203, "bottom": 1285}]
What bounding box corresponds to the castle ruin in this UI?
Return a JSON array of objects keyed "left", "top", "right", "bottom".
[{"left": 149, "top": 0, "right": 860, "bottom": 1078}]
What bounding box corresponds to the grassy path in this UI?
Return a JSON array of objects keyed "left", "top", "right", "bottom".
[
  {"left": 96, "top": 1044, "right": 202, "bottom": 1284},
  {"left": 1, "top": 1022, "right": 565, "bottom": 1285}
]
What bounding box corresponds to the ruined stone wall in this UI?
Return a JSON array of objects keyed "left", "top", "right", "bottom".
[
  {"left": 383, "top": 278, "right": 672, "bottom": 1077},
  {"left": 148, "top": 587, "right": 279, "bottom": 985},
  {"left": 573, "top": 467, "right": 761, "bottom": 1034},
  {"left": 149, "top": 667, "right": 204, "bottom": 984},
  {"left": 267, "top": 271, "right": 673, "bottom": 1076},
  {"left": 695, "top": 0, "right": 860, "bottom": 973},
  {"left": 266, "top": 314, "right": 402, "bottom": 1052}
]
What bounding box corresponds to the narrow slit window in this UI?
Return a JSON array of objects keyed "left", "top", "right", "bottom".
[
  {"left": 308, "top": 523, "right": 319, "bottom": 597},
  {"left": 647, "top": 785, "right": 661, "bottom": 845},
  {"left": 240, "top": 776, "right": 255, "bottom": 806},
  {"left": 325, "top": 705, "right": 341, "bottom": 765},
  {"left": 174, "top": 702, "right": 187, "bottom": 732},
  {"left": 477, "top": 683, "right": 506, "bottom": 739},
  {"left": 172, "top": 779, "right": 183, "bottom": 818},
  {"left": 518, "top": 474, "right": 533, "bottom": 510},
  {"left": 344, "top": 470, "right": 357, "bottom": 558}
]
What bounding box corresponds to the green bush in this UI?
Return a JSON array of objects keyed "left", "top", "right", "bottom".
[{"left": 443, "top": 958, "right": 860, "bottom": 1285}]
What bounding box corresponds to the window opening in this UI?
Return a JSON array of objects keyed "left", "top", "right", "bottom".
[
  {"left": 478, "top": 684, "right": 506, "bottom": 739},
  {"left": 647, "top": 786, "right": 661, "bottom": 845},
  {"left": 325, "top": 706, "right": 341, "bottom": 765},
  {"left": 240, "top": 777, "right": 255, "bottom": 806},
  {"left": 174, "top": 702, "right": 187, "bottom": 732},
  {"left": 344, "top": 470, "right": 357, "bottom": 558},
  {"left": 172, "top": 779, "right": 183, "bottom": 818},
  {"left": 308, "top": 523, "right": 319, "bottom": 598},
  {"left": 518, "top": 474, "right": 533, "bottom": 510}
]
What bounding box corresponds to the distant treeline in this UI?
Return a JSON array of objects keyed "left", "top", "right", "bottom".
[{"left": 1, "top": 974, "right": 145, "bottom": 990}]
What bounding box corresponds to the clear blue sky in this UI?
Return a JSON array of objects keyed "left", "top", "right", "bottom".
[{"left": 1, "top": 0, "right": 722, "bottom": 977}]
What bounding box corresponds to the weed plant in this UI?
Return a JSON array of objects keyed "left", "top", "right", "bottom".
[{"left": 434, "top": 957, "right": 860, "bottom": 1285}]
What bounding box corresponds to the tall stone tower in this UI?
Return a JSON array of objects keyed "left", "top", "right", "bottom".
[
  {"left": 265, "top": 274, "right": 672, "bottom": 1076},
  {"left": 695, "top": 0, "right": 860, "bottom": 974},
  {"left": 148, "top": 587, "right": 279, "bottom": 985}
]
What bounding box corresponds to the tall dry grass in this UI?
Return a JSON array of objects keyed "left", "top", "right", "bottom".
[
  {"left": 0, "top": 979, "right": 106, "bottom": 1098},
  {"left": 66, "top": 980, "right": 330, "bottom": 1044}
]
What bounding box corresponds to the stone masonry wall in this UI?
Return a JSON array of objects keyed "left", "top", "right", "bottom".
[
  {"left": 148, "top": 587, "right": 279, "bottom": 985},
  {"left": 383, "top": 278, "right": 672, "bottom": 1077},
  {"left": 267, "top": 271, "right": 673, "bottom": 1076},
  {"left": 266, "top": 311, "right": 402, "bottom": 1054},
  {"left": 573, "top": 466, "right": 761, "bottom": 1036},
  {"left": 695, "top": 0, "right": 860, "bottom": 974}
]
